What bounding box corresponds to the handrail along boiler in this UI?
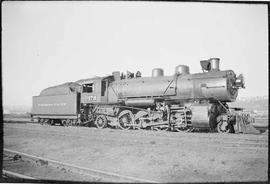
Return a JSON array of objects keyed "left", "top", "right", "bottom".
[{"left": 31, "top": 58, "right": 246, "bottom": 133}]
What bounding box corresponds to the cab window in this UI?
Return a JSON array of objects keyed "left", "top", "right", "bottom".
[
  {"left": 101, "top": 80, "right": 106, "bottom": 96},
  {"left": 82, "top": 83, "right": 94, "bottom": 93}
]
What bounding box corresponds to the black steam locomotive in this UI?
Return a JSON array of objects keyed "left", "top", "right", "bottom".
[{"left": 32, "top": 58, "right": 246, "bottom": 133}]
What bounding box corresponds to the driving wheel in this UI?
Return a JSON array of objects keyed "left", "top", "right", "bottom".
[{"left": 118, "top": 110, "right": 134, "bottom": 130}]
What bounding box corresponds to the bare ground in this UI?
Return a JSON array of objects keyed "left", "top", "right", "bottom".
[{"left": 3, "top": 122, "right": 268, "bottom": 182}]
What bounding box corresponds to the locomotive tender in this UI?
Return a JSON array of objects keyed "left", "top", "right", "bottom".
[{"left": 32, "top": 58, "right": 246, "bottom": 133}]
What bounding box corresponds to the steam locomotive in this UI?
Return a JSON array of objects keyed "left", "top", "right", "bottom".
[{"left": 32, "top": 58, "right": 246, "bottom": 133}]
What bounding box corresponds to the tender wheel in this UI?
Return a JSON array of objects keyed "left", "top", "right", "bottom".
[
  {"left": 61, "top": 119, "right": 68, "bottom": 127},
  {"left": 44, "top": 119, "right": 50, "bottom": 125},
  {"left": 70, "top": 119, "right": 76, "bottom": 126},
  {"left": 95, "top": 115, "right": 107, "bottom": 129},
  {"left": 50, "top": 119, "right": 55, "bottom": 126},
  {"left": 66, "top": 119, "right": 71, "bottom": 127},
  {"left": 39, "top": 118, "right": 44, "bottom": 125},
  {"left": 118, "top": 110, "right": 135, "bottom": 130}
]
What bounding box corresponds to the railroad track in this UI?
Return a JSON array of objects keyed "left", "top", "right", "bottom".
[
  {"left": 4, "top": 118, "right": 268, "bottom": 132},
  {"left": 3, "top": 119, "right": 36, "bottom": 124},
  {"left": 3, "top": 148, "right": 157, "bottom": 183},
  {"left": 2, "top": 169, "right": 36, "bottom": 180}
]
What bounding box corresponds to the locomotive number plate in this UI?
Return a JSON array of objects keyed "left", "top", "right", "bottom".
[{"left": 89, "top": 95, "right": 97, "bottom": 101}]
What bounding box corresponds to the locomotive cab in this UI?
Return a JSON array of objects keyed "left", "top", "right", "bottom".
[{"left": 76, "top": 76, "right": 113, "bottom": 105}]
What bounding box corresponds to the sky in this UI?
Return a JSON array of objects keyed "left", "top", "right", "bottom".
[{"left": 2, "top": 1, "right": 268, "bottom": 107}]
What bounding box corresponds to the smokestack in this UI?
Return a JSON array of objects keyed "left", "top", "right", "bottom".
[{"left": 210, "top": 58, "right": 220, "bottom": 71}]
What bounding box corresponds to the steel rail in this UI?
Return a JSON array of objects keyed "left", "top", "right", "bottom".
[
  {"left": 2, "top": 169, "right": 36, "bottom": 180},
  {"left": 4, "top": 118, "right": 268, "bottom": 130},
  {"left": 4, "top": 148, "right": 157, "bottom": 183},
  {"left": 4, "top": 118, "right": 268, "bottom": 137}
]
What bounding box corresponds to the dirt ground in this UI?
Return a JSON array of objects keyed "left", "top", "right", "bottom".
[{"left": 3, "top": 122, "right": 268, "bottom": 182}]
